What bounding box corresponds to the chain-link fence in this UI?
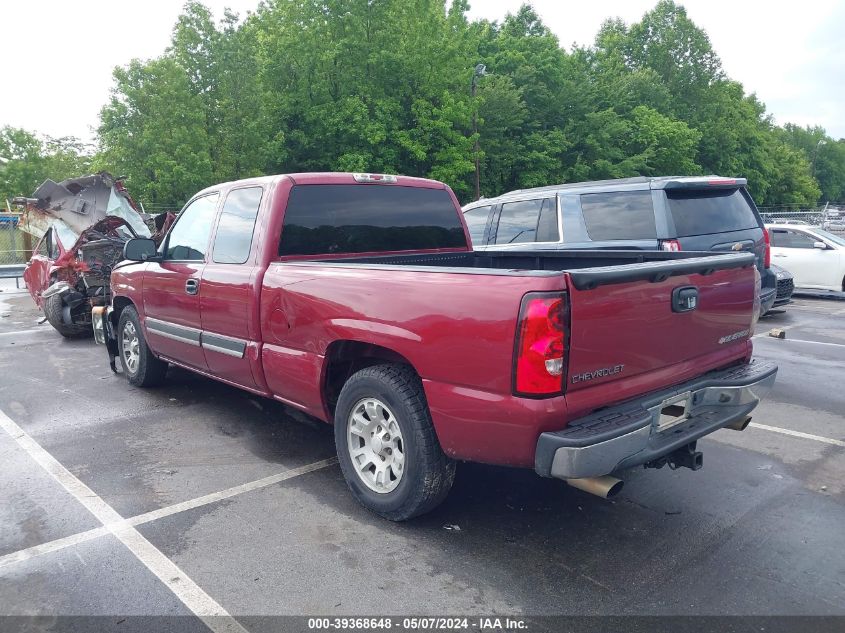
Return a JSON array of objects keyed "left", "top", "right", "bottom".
[
  {"left": 0, "top": 215, "right": 30, "bottom": 265},
  {"left": 758, "top": 204, "right": 845, "bottom": 233}
]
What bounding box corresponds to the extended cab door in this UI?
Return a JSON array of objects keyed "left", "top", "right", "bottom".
[
  {"left": 199, "top": 186, "right": 265, "bottom": 390},
  {"left": 142, "top": 193, "right": 219, "bottom": 370}
]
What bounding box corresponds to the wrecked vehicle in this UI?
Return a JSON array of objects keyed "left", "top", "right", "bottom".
[{"left": 14, "top": 172, "right": 174, "bottom": 338}]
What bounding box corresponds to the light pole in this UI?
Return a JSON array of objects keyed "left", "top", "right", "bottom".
[
  {"left": 471, "top": 63, "right": 487, "bottom": 202},
  {"left": 811, "top": 138, "right": 826, "bottom": 178}
]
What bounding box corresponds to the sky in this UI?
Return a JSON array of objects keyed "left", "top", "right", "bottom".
[{"left": 1, "top": 0, "right": 843, "bottom": 146}]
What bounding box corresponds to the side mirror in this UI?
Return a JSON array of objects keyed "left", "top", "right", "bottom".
[
  {"left": 123, "top": 238, "right": 159, "bottom": 262},
  {"left": 813, "top": 241, "right": 828, "bottom": 250}
]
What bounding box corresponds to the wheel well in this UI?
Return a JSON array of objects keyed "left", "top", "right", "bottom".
[
  {"left": 323, "top": 341, "right": 416, "bottom": 420},
  {"left": 110, "top": 296, "right": 134, "bottom": 326}
]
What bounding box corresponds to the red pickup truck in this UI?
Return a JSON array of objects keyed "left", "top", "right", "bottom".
[{"left": 94, "top": 172, "right": 777, "bottom": 520}]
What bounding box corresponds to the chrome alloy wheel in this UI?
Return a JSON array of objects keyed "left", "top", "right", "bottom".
[
  {"left": 122, "top": 320, "right": 140, "bottom": 375},
  {"left": 347, "top": 398, "right": 405, "bottom": 493}
]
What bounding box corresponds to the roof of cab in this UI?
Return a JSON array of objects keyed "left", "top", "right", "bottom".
[
  {"left": 462, "top": 175, "right": 748, "bottom": 210},
  {"left": 189, "top": 172, "right": 447, "bottom": 201}
]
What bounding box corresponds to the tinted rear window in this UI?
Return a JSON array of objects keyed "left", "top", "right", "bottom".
[
  {"left": 279, "top": 185, "right": 466, "bottom": 256},
  {"left": 667, "top": 188, "right": 759, "bottom": 237},
  {"left": 580, "top": 191, "right": 656, "bottom": 240}
]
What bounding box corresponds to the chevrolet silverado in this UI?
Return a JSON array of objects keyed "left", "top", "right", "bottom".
[{"left": 93, "top": 172, "right": 777, "bottom": 520}]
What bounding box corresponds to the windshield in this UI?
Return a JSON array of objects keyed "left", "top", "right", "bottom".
[
  {"left": 51, "top": 220, "right": 80, "bottom": 251},
  {"left": 813, "top": 228, "right": 845, "bottom": 247}
]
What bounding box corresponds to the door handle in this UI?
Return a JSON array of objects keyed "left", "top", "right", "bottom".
[{"left": 185, "top": 279, "right": 199, "bottom": 295}]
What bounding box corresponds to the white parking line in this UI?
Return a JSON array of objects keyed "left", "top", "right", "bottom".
[
  {"left": 776, "top": 338, "right": 845, "bottom": 349},
  {"left": 749, "top": 422, "right": 845, "bottom": 448},
  {"left": 127, "top": 457, "right": 338, "bottom": 527},
  {"left": 0, "top": 328, "right": 48, "bottom": 337},
  {"left": 0, "top": 456, "right": 338, "bottom": 570},
  {"left": 0, "top": 408, "right": 247, "bottom": 633},
  {"left": 0, "top": 526, "right": 109, "bottom": 569}
]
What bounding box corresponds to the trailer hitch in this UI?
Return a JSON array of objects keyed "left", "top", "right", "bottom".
[{"left": 645, "top": 441, "right": 703, "bottom": 471}]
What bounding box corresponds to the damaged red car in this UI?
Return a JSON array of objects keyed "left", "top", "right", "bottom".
[{"left": 15, "top": 172, "right": 173, "bottom": 338}]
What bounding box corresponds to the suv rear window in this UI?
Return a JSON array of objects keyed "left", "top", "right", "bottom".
[
  {"left": 667, "top": 188, "right": 759, "bottom": 237},
  {"left": 279, "top": 185, "right": 466, "bottom": 256},
  {"left": 463, "top": 205, "right": 491, "bottom": 245},
  {"left": 580, "top": 191, "right": 656, "bottom": 240}
]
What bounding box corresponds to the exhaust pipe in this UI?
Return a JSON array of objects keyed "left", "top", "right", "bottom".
[
  {"left": 725, "top": 415, "right": 752, "bottom": 431},
  {"left": 565, "top": 475, "right": 624, "bottom": 499}
]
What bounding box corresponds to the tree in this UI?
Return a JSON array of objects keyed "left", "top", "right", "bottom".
[
  {"left": 98, "top": 57, "right": 214, "bottom": 204},
  {"left": 0, "top": 127, "right": 92, "bottom": 203},
  {"left": 87, "top": 0, "right": 842, "bottom": 208}
]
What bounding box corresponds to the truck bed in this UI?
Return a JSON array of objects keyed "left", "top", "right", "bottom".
[
  {"left": 304, "top": 248, "right": 755, "bottom": 289},
  {"left": 263, "top": 248, "right": 758, "bottom": 466}
]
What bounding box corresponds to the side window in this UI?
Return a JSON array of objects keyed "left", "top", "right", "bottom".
[
  {"left": 536, "top": 199, "right": 560, "bottom": 242},
  {"left": 212, "top": 187, "right": 263, "bottom": 264},
  {"left": 494, "top": 199, "right": 543, "bottom": 244},
  {"left": 35, "top": 230, "right": 50, "bottom": 257},
  {"left": 462, "top": 206, "right": 491, "bottom": 246},
  {"left": 771, "top": 229, "right": 816, "bottom": 249},
  {"left": 580, "top": 191, "right": 656, "bottom": 241},
  {"left": 165, "top": 194, "right": 219, "bottom": 261}
]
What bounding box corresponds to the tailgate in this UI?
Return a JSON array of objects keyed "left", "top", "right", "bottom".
[{"left": 565, "top": 253, "right": 757, "bottom": 393}]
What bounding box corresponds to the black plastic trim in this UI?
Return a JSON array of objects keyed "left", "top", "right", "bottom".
[{"left": 564, "top": 252, "right": 755, "bottom": 290}]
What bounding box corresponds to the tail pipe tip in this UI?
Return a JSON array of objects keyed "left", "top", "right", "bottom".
[
  {"left": 725, "top": 415, "right": 752, "bottom": 432},
  {"left": 565, "top": 475, "right": 624, "bottom": 499}
]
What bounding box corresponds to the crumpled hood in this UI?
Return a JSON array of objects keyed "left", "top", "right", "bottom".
[{"left": 15, "top": 171, "right": 151, "bottom": 242}]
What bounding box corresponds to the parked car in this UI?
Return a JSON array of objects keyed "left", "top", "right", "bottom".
[
  {"left": 769, "top": 264, "right": 794, "bottom": 311},
  {"left": 773, "top": 219, "right": 810, "bottom": 226},
  {"left": 94, "top": 172, "right": 776, "bottom": 520},
  {"left": 462, "top": 176, "right": 778, "bottom": 314},
  {"left": 767, "top": 223, "right": 845, "bottom": 292},
  {"left": 822, "top": 209, "right": 845, "bottom": 232},
  {"left": 15, "top": 173, "right": 174, "bottom": 338}
]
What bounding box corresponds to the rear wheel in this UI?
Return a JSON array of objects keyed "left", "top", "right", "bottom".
[
  {"left": 117, "top": 306, "right": 168, "bottom": 387},
  {"left": 43, "top": 293, "right": 92, "bottom": 339},
  {"left": 334, "top": 364, "right": 455, "bottom": 521}
]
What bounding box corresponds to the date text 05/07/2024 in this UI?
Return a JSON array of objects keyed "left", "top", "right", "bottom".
[{"left": 307, "top": 617, "right": 528, "bottom": 630}]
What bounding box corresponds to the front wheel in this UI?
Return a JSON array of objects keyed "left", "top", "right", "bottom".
[
  {"left": 117, "top": 306, "right": 168, "bottom": 387},
  {"left": 334, "top": 364, "right": 455, "bottom": 521},
  {"left": 43, "top": 294, "right": 92, "bottom": 339}
]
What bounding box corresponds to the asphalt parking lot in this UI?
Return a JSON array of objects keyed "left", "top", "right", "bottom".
[{"left": 1, "top": 279, "right": 844, "bottom": 631}]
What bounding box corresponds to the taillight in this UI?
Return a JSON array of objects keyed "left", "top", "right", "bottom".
[
  {"left": 513, "top": 292, "right": 567, "bottom": 396},
  {"left": 660, "top": 239, "right": 682, "bottom": 252},
  {"left": 763, "top": 227, "right": 771, "bottom": 268}
]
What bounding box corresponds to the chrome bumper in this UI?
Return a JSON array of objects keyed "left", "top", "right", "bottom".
[{"left": 535, "top": 361, "right": 778, "bottom": 480}]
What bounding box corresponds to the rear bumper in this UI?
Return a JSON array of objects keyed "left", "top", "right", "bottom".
[{"left": 535, "top": 360, "right": 777, "bottom": 480}]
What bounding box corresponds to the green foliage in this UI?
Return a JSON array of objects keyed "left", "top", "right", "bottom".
[
  {"left": 12, "top": 0, "right": 840, "bottom": 209},
  {"left": 0, "top": 127, "right": 92, "bottom": 204},
  {"left": 97, "top": 57, "right": 214, "bottom": 204}
]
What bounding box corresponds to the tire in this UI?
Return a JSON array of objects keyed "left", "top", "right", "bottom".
[
  {"left": 117, "top": 306, "right": 168, "bottom": 387},
  {"left": 43, "top": 293, "right": 92, "bottom": 339},
  {"left": 334, "top": 363, "right": 455, "bottom": 521}
]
